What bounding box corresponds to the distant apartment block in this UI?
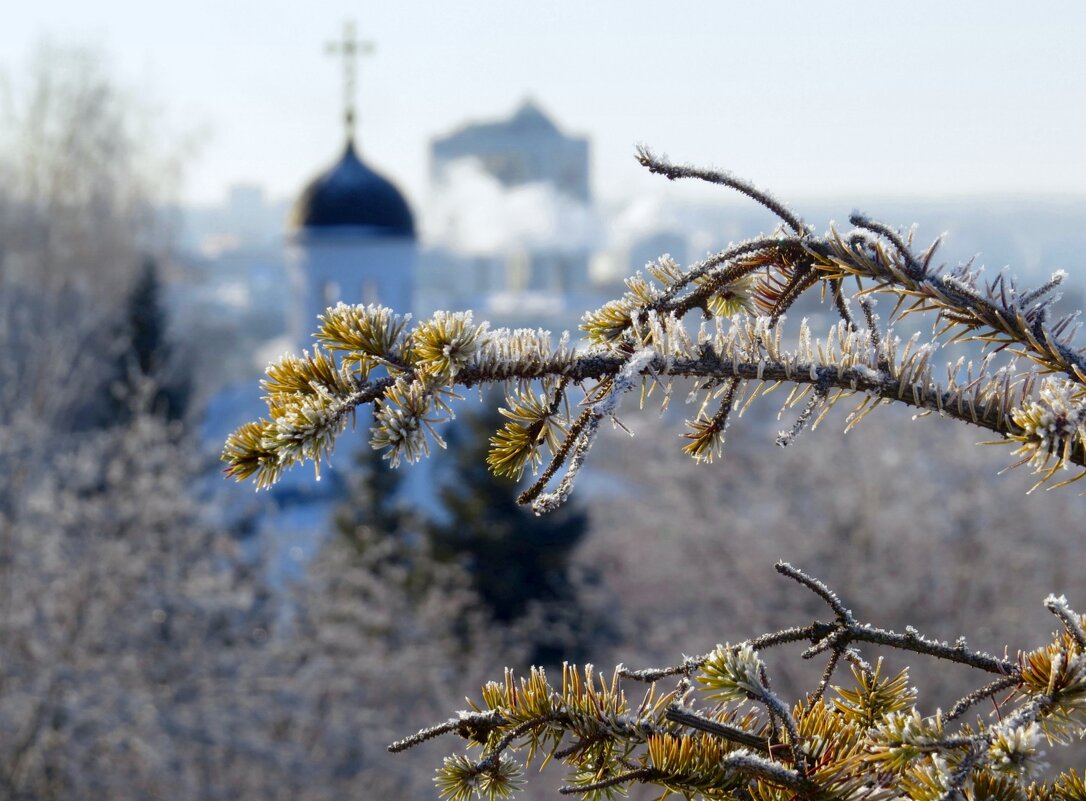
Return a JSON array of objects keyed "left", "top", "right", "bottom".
[
  {"left": 423, "top": 101, "right": 597, "bottom": 327},
  {"left": 431, "top": 99, "right": 590, "bottom": 202}
]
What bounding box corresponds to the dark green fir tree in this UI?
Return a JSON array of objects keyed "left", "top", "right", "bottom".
[
  {"left": 73, "top": 257, "right": 190, "bottom": 430},
  {"left": 335, "top": 440, "right": 413, "bottom": 549},
  {"left": 81, "top": 256, "right": 190, "bottom": 429},
  {"left": 427, "top": 397, "right": 595, "bottom": 666},
  {"left": 332, "top": 441, "right": 446, "bottom": 603},
  {"left": 118, "top": 256, "right": 190, "bottom": 422}
]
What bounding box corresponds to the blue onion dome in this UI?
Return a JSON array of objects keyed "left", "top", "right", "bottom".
[{"left": 291, "top": 140, "right": 415, "bottom": 238}]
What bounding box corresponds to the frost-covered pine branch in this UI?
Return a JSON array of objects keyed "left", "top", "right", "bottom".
[
  {"left": 224, "top": 149, "right": 1086, "bottom": 505},
  {"left": 393, "top": 563, "right": 1086, "bottom": 801}
]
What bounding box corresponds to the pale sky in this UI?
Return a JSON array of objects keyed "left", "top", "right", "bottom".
[{"left": 4, "top": 1, "right": 1086, "bottom": 208}]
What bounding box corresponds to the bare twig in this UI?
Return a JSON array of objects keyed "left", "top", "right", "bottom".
[
  {"left": 944, "top": 675, "right": 1021, "bottom": 724},
  {"left": 636, "top": 146, "right": 807, "bottom": 236},
  {"left": 1044, "top": 593, "right": 1086, "bottom": 649}
]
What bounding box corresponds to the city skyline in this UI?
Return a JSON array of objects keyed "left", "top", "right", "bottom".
[{"left": 5, "top": 1, "right": 1086, "bottom": 208}]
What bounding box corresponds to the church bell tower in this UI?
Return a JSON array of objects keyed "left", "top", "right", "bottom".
[{"left": 289, "top": 21, "right": 417, "bottom": 347}]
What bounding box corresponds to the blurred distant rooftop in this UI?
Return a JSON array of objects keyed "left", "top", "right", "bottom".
[
  {"left": 290, "top": 139, "right": 416, "bottom": 238},
  {"left": 431, "top": 99, "right": 591, "bottom": 201}
]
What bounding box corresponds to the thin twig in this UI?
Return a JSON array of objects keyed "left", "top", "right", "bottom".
[
  {"left": 637, "top": 146, "right": 806, "bottom": 236},
  {"left": 665, "top": 706, "right": 771, "bottom": 753},
  {"left": 753, "top": 687, "right": 805, "bottom": 771},
  {"left": 517, "top": 406, "right": 593, "bottom": 505},
  {"left": 620, "top": 623, "right": 834, "bottom": 682},
  {"left": 481, "top": 713, "right": 562, "bottom": 767},
  {"left": 943, "top": 675, "right": 1021, "bottom": 724},
  {"left": 1044, "top": 594, "right": 1086, "bottom": 649},
  {"left": 652, "top": 236, "right": 794, "bottom": 308},
  {"left": 559, "top": 767, "right": 655, "bottom": 795},
  {"left": 388, "top": 710, "right": 504, "bottom": 753},
  {"left": 803, "top": 621, "right": 1016, "bottom": 676},
  {"left": 775, "top": 562, "right": 854, "bottom": 622},
  {"left": 849, "top": 213, "right": 925, "bottom": 280},
  {"left": 809, "top": 649, "right": 843, "bottom": 709}
]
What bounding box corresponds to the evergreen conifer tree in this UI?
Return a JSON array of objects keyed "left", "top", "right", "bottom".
[
  {"left": 332, "top": 444, "right": 434, "bottom": 598},
  {"left": 335, "top": 441, "right": 413, "bottom": 550},
  {"left": 85, "top": 257, "right": 190, "bottom": 429},
  {"left": 118, "top": 256, "right": 190, "bottom": 422},
  {"left": 427, "top": 398, "right": 594, "bottom": 666}
]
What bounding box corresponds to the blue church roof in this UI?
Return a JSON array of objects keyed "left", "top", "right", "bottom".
[{"left": 291, "top": 140, "right": 415, "bottom": 237}]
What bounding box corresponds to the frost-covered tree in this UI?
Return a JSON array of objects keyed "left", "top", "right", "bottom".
[
  {"left": 0, "top": 46, "right": 273, "bottom": 798},
  {"left": 81, "top": 255, "right": 192, "bottom": 429},
  {"left": 0, "top": 43, "right": 179, "bottom": 433},
  {"left": 0, "top": 406, "right": 283, "bottom": 799},
  {"left": 226, "top": 149, "right": 1086, "bottom": 801},
  {"left": 269, "top": 503, "right": 520, "bottom": 800}
]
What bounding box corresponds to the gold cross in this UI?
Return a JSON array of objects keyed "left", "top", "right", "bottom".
[{"left": 325, "top": 21, "right": 375, "bottom": 143}]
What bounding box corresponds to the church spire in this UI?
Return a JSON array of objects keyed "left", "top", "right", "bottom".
[{"left": 325, "top": 20, "right": 375, "bottom": 145}]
